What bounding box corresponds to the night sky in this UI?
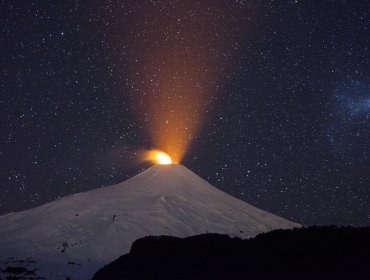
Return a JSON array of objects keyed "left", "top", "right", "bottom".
[{"left": 1, "top": 0, "right": 369, "bottom": 226}]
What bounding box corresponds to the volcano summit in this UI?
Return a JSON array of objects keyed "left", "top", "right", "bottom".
[{"left": 0, "top": 164, "right": 299, "bottom": 279}]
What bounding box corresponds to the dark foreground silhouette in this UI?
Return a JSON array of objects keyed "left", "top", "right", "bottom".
[{"left": 93, "top": 226, "right": 370, "bottom": 280}]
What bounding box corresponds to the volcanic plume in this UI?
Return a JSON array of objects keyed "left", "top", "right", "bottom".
[{"left": 116, "top": 1, "right": 243, "bottom": 162}]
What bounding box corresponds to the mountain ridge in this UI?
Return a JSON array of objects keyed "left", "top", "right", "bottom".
[{"left": 93, "top": 226, "right": 370, "bottom": 280}]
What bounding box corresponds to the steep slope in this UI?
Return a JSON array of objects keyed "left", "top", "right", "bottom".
[{"left": 0, "top": 164, "right": 299, "bottom": 279}]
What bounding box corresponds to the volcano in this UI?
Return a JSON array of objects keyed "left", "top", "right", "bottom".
[{"left": 0, "top": 164, "right": 299, "bottom": 279}]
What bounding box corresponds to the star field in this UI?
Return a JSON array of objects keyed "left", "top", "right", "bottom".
[{"left": 1, "top": 1, "right": 369, "bottom": 226}]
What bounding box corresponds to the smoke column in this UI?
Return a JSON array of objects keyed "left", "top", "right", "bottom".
[{"left": 116, "top": 1, "right": 243, "bottom": 163}]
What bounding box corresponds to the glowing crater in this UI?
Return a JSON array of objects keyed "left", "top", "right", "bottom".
[{"left": 146, "top": 150, "right": 173, "bottom": 165}]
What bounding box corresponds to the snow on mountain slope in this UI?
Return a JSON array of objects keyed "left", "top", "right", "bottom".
[{"left": 0, "top": 164, "right": 300, "bottom": 279}]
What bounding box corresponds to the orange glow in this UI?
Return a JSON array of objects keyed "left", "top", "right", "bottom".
[
  {"left": 146, "top": 150, "right": 173, "bottom": 165},
  {"left": 114, "top": 1, "right": 243, "bottom": 163}
]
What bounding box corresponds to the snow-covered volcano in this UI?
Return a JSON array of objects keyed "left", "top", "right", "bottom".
[{"left": 0, "top": 164, "right": 299, "bottom": 279}]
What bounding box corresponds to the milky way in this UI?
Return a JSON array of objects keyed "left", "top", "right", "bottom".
[{"left": 328, "top": 80, "right": 370, "bottom": 163}]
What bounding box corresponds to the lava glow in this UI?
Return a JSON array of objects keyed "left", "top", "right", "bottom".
[{"left": 146, "top": 150, "right": 173, "bottom": 165}]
